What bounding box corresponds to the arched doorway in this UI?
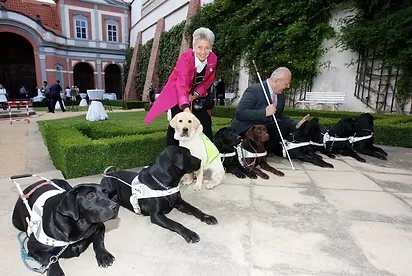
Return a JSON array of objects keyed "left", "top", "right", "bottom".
[
  {"left": 0, "top": 32, "right": 36, "bottom": 99},
  {"left": 73, "top": 62, "right": 95, "bottom": 93},
  {"left": 104, "top": 64, "right": 122, "bottom": 99}
]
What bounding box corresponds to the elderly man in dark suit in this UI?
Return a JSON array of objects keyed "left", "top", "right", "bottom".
[
  {"left": 49, "top": 80, "right": 66, "bottom": 113},
  {"left": 231, "top": 67, "right": 308, "bottom": 154}
]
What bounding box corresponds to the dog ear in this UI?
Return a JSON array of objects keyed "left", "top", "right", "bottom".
[
  {"left": 169, "top": 114, "right": 178, "bottom": 129},
  {"left": 245, "top": 126, "right": 256, "bottom": 140},
  {"left": 192, "top": 115, "right": 201, "bottom": 131},
  {"left": 57, "top": 189, "right": 80, "bottom": 221},
  {"left": 311, "top": 117, "right": 319, "bottom": 124}
]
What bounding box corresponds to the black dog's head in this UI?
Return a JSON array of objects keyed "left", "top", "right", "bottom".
[
  {"left": 245, "top": 125, "right": 269, "bottom": 144},
  {"left": 214, "top": 127, "right": 241, "bottom": 151},
  {"left": 332, "top": 118, "right": 361, "bottom": 137},
  {"left": 57, "top": 184, "right": 119, "bottom": 223},
  {"left": 355, "top": 113, "right": 374, "bottom": 131},
  {"left": 142, "top": 145, "right": 201, "bottom": 189},
  {"left": 293, "top": 117, "right": 322, "bottom": 142}
]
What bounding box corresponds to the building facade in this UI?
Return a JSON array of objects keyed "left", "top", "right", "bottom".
[{"left": 0, "top": 0, "right": 130, "bottom": 99}]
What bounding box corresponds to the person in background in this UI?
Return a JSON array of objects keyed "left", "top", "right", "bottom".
[
  {"left": 65, "top": 86, "right": 71, "bottom": 101},
  {"left": 19, "top": 85, "right": 27, "bottom": 99},
  {"left": 144, "top": 27, "right": 218, "bottom": 146},
  {"left": 0, "top": 83, "right": 8, "bottom": 110},
  {"left": 215, "top": 78, "right": 225, "bottom": 106},
  {"left": 49, "top": 80, "right": 66, "bottom": 113}
]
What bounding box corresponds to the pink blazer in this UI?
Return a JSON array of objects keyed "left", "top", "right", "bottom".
[{"left": 144, "top": 49, "right": 217, "bottom": 124}]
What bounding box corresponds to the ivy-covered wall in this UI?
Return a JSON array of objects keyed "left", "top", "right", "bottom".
[
  {"left": 123, "top": 46, "right": 134, "bottom": 85},
  {"left": 339, "top": 0, "right": 412, "bottom": 102},
  {"left": 186, "top": 0, "right": 344, "bottom": 87},
  {"left": 157, "top": 21, "right": 186, "bottom": 89},
  {"left": 135, "top": 39, "right": 153, "bottom": 100}
]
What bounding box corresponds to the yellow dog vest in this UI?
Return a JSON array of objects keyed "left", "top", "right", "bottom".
[{"left": 201, "top": 134, "right": 220, "bottom": 168}]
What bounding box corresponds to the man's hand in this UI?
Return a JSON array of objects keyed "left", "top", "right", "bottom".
[{"left": 265, "top": 104, "right": 276, "bottom": 117}]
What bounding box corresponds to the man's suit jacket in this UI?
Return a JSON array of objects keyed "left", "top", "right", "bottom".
[
  {"left": 50, "top": 83, "right": 62, "bottom": 99},
  {"left": 231, "top": 80, "right": 295, "bottom": 135}
]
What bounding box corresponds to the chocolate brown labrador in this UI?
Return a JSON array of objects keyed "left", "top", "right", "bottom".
[{"left": 240, "top": 125, "right": 284, "bottom": 179}]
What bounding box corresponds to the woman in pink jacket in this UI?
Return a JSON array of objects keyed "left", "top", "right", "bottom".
[{"left": 144, "top": 27, "right": 217, "bottom": 146}]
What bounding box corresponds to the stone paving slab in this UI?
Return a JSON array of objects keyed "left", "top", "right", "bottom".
[{"left": 307, "top": 171, "right": 382, "bottom": 191}]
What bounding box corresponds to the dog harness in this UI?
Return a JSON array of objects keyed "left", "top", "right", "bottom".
[
  {"left": 27, "top": 189, "right": 76, "bottom": 247},
  {"left": 219, "top": 151, "right": 236, "bottom": 161},
  {"left": 129, "top": 175, "right": 180, "bottom": 214},
  {"left": 201, "top": 133, "right": 220, "bottom": 168},
  {"left": 349, "top": 131, "right": 373, "bottom": 144},
  {"left": 236, "top": 144, "right": 267, "bottom": 167},
  {"left": 281, "top": 140, "right": 311, "bottom": 158}
]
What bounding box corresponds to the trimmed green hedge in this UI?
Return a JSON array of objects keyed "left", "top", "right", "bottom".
[
  {"left": 33, "top": 100, "right": 81, "bottom": 107},
  {"left": 38, "top": 108, "right": 412, "bottom": 178}
]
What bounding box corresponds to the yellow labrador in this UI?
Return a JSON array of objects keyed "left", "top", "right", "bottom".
[{"left": 170, "top": 112, "right": 225, "bottom": 191}]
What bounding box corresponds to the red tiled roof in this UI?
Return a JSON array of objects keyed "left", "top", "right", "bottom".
[{"left": 6, "top": 0, "right": 61, "bottom": 35}]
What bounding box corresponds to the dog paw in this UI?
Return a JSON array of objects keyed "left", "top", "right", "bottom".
[
  {"left": 181, "top": 175, "right": 193, "bottom": 186},
  {"left": 202, "top": 214, "right": 218, "bottom": 225},
  {"left": 324, "top": 163, "right": 334, "bottom": 168},
  {"left": 193, "top": 183, "right": 202, "bottom": 191},
  {"left": 261, "top": 174, "right": 269, "bottom": 180},
  {"left": 182, "top": 230, "right": 200, "bottom": 243},
  {"left": 205, "top": 182, "right": 216, "bottom": 190},
  {"left": 248, "top": 173, "right": 257, "bottom": 179},
  {"left": 96, "top": 250, "right": 115, "bottom": 268},
  {"left": 359, "top": 158, "right": 366, "bottom": 163},
  {"left": 275, "top": 170, "right": 285, "bottom": 177},
  {"left": 380, "top": 155, "right": 387, "bottom": 160},
  {"left": 234, "top": 173, "right": 246, "bottom": 179}
]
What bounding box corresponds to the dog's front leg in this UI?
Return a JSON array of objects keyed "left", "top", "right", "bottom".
[
  {"left": 92, "top": 223, "right": 115, "bottom": 268},
  {"left": 193, "top": 167, "right": 204, "bottom": 191},
  {"left": 175, "top": 200, "right": 218, "bottom": 225},
  {"left": 27, "top": 239, "right": 65, "bottom": 276},
  {"left": 342, "top": 146, "right": 366, "bottom": 162},
  {"left": 260, "top": 162, "right": 284, "bottom": 177},
  {"left": 150, "top": 213, "right": 200, "bottom": 243},
  {"left": 252, "top": 167, "right": 270, "bottom": 179}
]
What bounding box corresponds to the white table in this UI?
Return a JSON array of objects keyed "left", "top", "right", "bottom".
[
  {"left": 86, "top": 89, "right": 107, "bottom": 121},
  {"left": 79, "top": 93, "right": 88, "bottom": 107},
  {"left": 103, "top": 93, "right": 117, "bottom": 100},
  {"left": 55, "top": 93, "right": 66, "bottom": 110}
]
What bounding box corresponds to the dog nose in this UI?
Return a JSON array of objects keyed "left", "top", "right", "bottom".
[
  {"left": 182, "top": 127, "right": 188, "bottom": 132},
  {"left": 111, "top": 204, "right": 119, "bottom": 211}
]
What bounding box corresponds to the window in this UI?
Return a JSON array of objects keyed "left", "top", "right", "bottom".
[
  {"left": 107, "top": 24, "right": 117, "bottom": 42},
  {"left": 73, "top": 13, "right": 88, "bottom": 39},
  {"left": 75, "top": 20, "right": 87, "bottom": 39}
]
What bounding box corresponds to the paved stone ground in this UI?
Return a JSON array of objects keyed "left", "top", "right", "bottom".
[{"left": 1, "top": 111, "right": 412, "bottom": 276}]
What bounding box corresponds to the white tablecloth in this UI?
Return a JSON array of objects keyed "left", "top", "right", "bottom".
[
  {"left": 79, "top": 93, "right": 88, "bottom": 107},
  {"left": 0, "top": 89, "right": 7, "bottom": 102},
  {"left": 103, "top": 93, "right": 117, "bottom": 100},
  {"left": 86, "top": 89, "right": 107, "bottom": 121},
  {"left": 55, "top": 93, "right": 66, "bottom": 110}
]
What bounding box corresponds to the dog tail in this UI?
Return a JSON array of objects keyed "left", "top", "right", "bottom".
[{"left": 102, "top": 166, "right": 119, "bottom": 176}]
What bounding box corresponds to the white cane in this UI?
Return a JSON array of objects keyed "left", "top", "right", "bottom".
[{"left": 252, "top": 60, "right": 295, "bottom": 171}]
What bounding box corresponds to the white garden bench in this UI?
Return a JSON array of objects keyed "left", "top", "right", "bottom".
[{"left": 298, "top": 91, "right": 346, "bottom": 111}]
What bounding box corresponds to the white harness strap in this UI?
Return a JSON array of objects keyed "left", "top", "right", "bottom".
[
  {"left": 28, "top": 189, "right": 75, "bottom": 247},
  {"left": 236, "top": 145, "right": 267, "bottom": 167},
  {"left": 281, "top": 140, "right": 311, "bottom": 158},
  {"left": 322, "top": 132, "right": 350, "bottom": 144},
  {"left": 349, "top": 133, "right": 373, "bottom": 144},
  {"left": 129, "top": 175, "right": 180, "bottom": 215},
  {"left": 220, "top": 152, "right": 236, "bottom": 158}
]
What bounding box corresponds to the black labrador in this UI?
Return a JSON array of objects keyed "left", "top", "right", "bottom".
[
  {"left": 100, "top": 145, "right": 218, "bottom": 243},
  {"left": 276, "top": 118, "right": 334, "bottom": 168},
  {"left": 353, "top": 113, "right": 388, "bottom": 160},
  {"left": 12, "top": 179, "right": 119, "bottom": 276},
  {"left": 214, "top": 127, "right": 257, "bottom": 179},
  {"left": 322, "top": 118, "right": 366, "bottom": 162}
]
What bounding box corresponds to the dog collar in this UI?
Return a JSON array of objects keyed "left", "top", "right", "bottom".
[
  {"left": 28, "top": 189, "right": 77, "bottom": 247},
  {"left": 129, "top": 176, "right": 180, "bottom": 214}
]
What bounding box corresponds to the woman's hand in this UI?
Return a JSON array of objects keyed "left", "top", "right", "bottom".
[
  {"left": 183, "top": 107, "right": 191, "bottom": 113},
  {"left": 189, "top": 93, "right": 198, "bottom": 103}
]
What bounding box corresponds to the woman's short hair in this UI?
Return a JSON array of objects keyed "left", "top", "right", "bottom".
[{"left": 192, "top": 27, "right": 215, "bottom": 48}]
